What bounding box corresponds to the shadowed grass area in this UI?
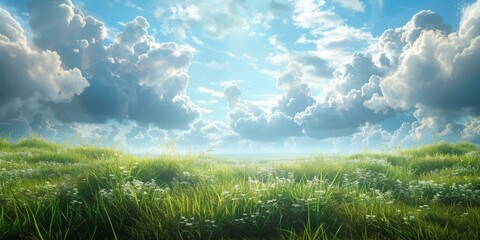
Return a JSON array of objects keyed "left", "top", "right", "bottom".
[
  {"left": 14, "top": 136, "right": 60, "bottom": 151},
  {"left": 1, "top": 138, "right": 480, "bottom": 239}
]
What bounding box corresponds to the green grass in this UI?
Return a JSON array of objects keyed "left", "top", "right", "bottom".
[
  {"left": 1, "top": 138, "right": 480, "bottom": 239},
  {"left": 401, "top": 142, "right": 479, "bottom": 157}
]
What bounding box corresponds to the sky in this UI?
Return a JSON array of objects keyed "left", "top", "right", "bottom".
[{"left": 0, "top": 0, "right": 480, "bottom": 154}]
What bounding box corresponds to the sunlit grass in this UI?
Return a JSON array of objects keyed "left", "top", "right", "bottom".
[{"left": 1, "top": 137, "right": 480, "bottom": 239}]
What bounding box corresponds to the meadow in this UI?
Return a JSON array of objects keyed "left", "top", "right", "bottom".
[{"left": 1, "top": 137, "right": 480, "bottom": 239}]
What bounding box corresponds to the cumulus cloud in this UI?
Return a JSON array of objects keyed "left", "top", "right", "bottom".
[
  {"left": 202, "top": 1, "right": 480, "bottom": 146},
  {"left": 0, "top": 7, "right": 88, "bottom": 110},
  {"left": 367, "top": 4, "right": 480, "bottom": 117},
  {"left": 179, "top": 120, "right": 239, "bottom": 149},
  {"left": 231, "top": 110, "right": 302, "bottom": 141},
  {"left": 22, "top": 1, "right": 200, "bottom": 129},
  {"left": 349, "top": 5, "right": 480, "bottom": 147},
  {"left": 273, "top": 62, "right": 316, "bottom": 116},
  {"left": 125, "top": 124, "right": 171, "bottom": 151},
  {"left": 297, "top": 55, "right": 333, "bottom": 80},
  {"left": 28, "top": 0, "right": 107, "bottom": 69},
  {"left": 351, "top": 123, "right": 391, "bottom": 148},
  {"left": 223, "top": 83, "right": 242, "bottom": 109},
  {"left": 294, "top": 52, "right": 391, "bottom": 139},
  {"left": 384, "top": 105, "right": 464, "bottom": 148},
  {"left": 275, "top": 84, "right": 315, "bottom": 117},
  {"left": 464, "top": 117, "right": 480, "bottom": 143},
  {"left": 295, "top": 90, "right": 388, "bottom": 139},
  {"left": 228, "top": 61, "right": 315, "bottom": 141},
  {"left": 229, "top": 53, "right": 387, "bottom": 141}
]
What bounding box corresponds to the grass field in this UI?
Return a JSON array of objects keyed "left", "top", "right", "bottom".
[{"left": 1, "top": 137, "right": 480, "bottom": 239}]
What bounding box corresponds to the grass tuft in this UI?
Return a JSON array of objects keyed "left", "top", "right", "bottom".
[{"left": 402, "top": 142, "right": 479, "bottom": 157}]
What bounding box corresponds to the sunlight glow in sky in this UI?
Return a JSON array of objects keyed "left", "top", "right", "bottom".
[{"left": 0, "top": 0, "right": 479, "bottom": 154}]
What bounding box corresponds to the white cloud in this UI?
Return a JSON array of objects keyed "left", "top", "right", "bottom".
[
  {"left": 161, "top": 0, "right": 247, "bottom": 39},
  {"left": 206, "top": 60, "right": 228, "bottom": 69},
  {"left": 368, "top": 6, "right": 480, "bottom": 116},
  {"left": 293, "top": 0, "right": 343, "bottom": 32},
  {"left": 252, "top": 12, "right": 275, "bottom": 30},
  {"left": 391, "top": 105, "right": 464, "bottom": 146},
  {"left": 294, "top": 53, "right": 391, "bottom": 139},
  {"left": 0, "top": 8, "right": 89, "bottom": 109},
  {"left": 231, "top": 110, "right": 302, "bottom": 141},
  {"left": 331, "top": 0, "right": 365, "bottom": 12},
  {"left": 223, "top": 83, "right": 242, "bottom": 109},
  {"left": 242, "top": 53, "right": 253, "bottom": 60},
  {"left": 296, "top": 26, "right": 375, "bottom": 67},
  {"left": 191, "top": 36, "right": 204, "bottom": 45},
  {"left": 24, "top": 0, "right": 200, "bottom": 129},
  {"left": 292, "top": 0, "right": 375, "bottom": 67},
  {"left": 135, "top": 42, "right": 194, "bottom": 99},
  {"left": 269, "top": 34, "right": 288, "bottom": 52},
  {"left": 179, "top": 120, "right": 239, "bottom": 150},
  {"left": 351, "top": 123, "right": 391, "bottom": 148},
  {"left": 28, "top": 0, "right": 107, "bottom": 69},
  {"left": 197, "top": 87, "right": 224, "bottom": 98},
  {"left": 464, "top": 117, "right": 480, "bottom": 142}
]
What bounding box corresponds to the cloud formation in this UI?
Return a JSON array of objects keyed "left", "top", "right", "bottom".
[
  {"left": 25, "top": 0, "right": 200, "bottom": 129},
  {"left": 362, "top": 3, "right": 480, "bottom": 139},
  {"left": 231, "top": 110, "right": 302, "bottom": 141},
  {"left": 0, "top": 7, "right": 88, "bottom": 110},
  {"left": 294, "top": 52, "right": 391, "bottom": 139},
  {"left": 293, "top": 0, "right": 343, "bottom": 33},
  {"left": 223, "top": 83, "right": 242, "bottom": 109},
  {"left": 159, "top": 0, "right": 247, "bottom": 39},
  {"left": 331, "top": 0, "right": 365, "bottom": 12}
]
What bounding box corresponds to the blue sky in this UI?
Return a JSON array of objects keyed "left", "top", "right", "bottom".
[{"left": 1, "top": 0, "right": 480, "bottom": 154}]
